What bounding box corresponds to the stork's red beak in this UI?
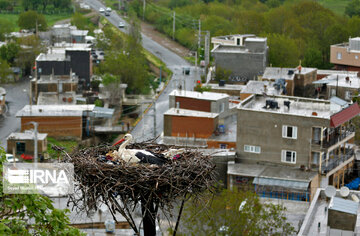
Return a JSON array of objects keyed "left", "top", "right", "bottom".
[{"left": 113, "top": 138, "right": 125, "bottom": 146}]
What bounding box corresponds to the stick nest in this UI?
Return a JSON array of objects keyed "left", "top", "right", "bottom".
[{"left": 64, "top": 142, "right": 217, "bottom": 228}]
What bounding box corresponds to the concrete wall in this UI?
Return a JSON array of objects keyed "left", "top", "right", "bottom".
[
  {"left": 164, "top": 115, "right": 218, "bottom": 138},
  {"left": 21, "top": 116, "right": 83, "bottom": 139},
  {"left": 213, "top": 52, "right": 266, "bottom": 82},
  {"left": 331, "top": 46, "right": 360, "bottom": 67},
  {"left": 327, "top": 85, "right": 358, "bottom": 101},
  {"left": 328, "top": 209, "right": 357, "bottom": 231},
  {"left": 7, "top": 139, "right": 47, "bottom": 154},
  {"left": 236, "top": 109, "right": 329, "bottom": 167}
]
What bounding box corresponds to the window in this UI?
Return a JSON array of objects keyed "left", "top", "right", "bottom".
[
  {"left": 220, "top": 144, "right": 227, "bottom": 149},
  {"left": 16, "top": 142, "right": 25, "bottom": 154},
  {"left": 244, "top": 145, "right": 261, "bottom": 154},
  {"left": 337, "top": 52, "right": 342, "bottom": 60},
  {"left": 282, "top": 125, "right": 297, "bottom": 139},
  {"left": 281, "top": 150, "right": 296, "bottom": 164},
  {"left": 356, "top": 55, "right": 359, "bottom": 60},
  {"left": 331, "top": 88, "right": 336, "bottom": 96},
  {"left": 219, "top": 102, "right": 225, "bottom": 113},
  {"left": 345, "top": 91, "right": 351, "bottom": 100}
]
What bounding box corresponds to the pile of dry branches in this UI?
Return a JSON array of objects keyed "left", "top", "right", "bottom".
[{"left": 63, "top": 142, "right": 217, "bottom": 234}]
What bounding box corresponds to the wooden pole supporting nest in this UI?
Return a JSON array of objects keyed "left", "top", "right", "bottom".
[{"left": 62, "top": 142, "right": 217, "bottom": 235}]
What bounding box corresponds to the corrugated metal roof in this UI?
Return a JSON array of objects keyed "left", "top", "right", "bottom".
[
  {"left": 330, "top": 103, "right": 360, "bottom": 127},
  {"left": 253, "top": 177, "right": 310, "bottom": 190},
  {"left": 329, "top": 197, "right": 358, "bottom": 215},
  {"left": 330, "top": 96, "right": 348, "bottom": 107},
  {"left": 89, "top": 107, "right": 114, "bottom": 118}
]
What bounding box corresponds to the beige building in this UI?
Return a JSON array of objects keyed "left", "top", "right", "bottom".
[
  {"left": 330, "top": 37, "right": 360, "bottom": 71},
  {"left": 230, "top": 94, "right": 360, "bottom": 201},
  {"left": 261, "top": 67, "right": 317, "bottom": 97},
  {"left": 314, "top": 74, "right": 360, "bottom": 101}
]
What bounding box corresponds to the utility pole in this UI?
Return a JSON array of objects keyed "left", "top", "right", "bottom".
[
  {"left": 153, "top": 101, "right": 156, "bottom": 139},
  {"left": 143, "top": 0, "right": 146, "bottom": 20},
  {"left": 173, "top": 11, "right": 176, "bottom": 40},
  {"left": 204, "top": 31, "right": 210, "bottom": 69},
  {"left": 118, "top": 0, "right": 120, "bottom": 10},
  {"left": 28, "top": 122, "right": 38, "bottom": 167},
  {"left": 198, "top": 19, "right": 201, "bottom": 49}
]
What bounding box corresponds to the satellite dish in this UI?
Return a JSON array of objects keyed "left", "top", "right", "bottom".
[
  {"left": 325, "top": 186, "right": 336, "bottom": 198},
  {"left": 340, "top": 186, "right": 350, "bottom": 197},
  {"left": 351, "top": 194, "right": 359, "bottom": 203}
]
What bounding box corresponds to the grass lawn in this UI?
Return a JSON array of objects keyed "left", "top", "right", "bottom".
[
  {"left": 317, "top": 0, "right": 351, "bottom": 16},
  {"left": 0, "top": 13, "right": 72, "bottom": 31},
  {"left": 47, "top": 137, "right": 78, "bottom": 159}
]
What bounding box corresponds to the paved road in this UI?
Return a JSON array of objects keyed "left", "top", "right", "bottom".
[
  {"left": 0, "top": 80, "right": 30, "bottom": 150},
  {"left": 84, "top": 0, "right": 201, "bottom": 142}
]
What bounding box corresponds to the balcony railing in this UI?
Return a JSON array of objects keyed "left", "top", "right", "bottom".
[
  {"left": 321, "top": 149, "right": 354, "bottom": 174},
  {"left": 312, "top": 127, "right": 355, "bottom": 148}
]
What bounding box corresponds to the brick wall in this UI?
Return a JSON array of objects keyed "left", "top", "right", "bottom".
[
  {"left": 169, "top": 116, "right": 217, "bottom": 138},
  {"left": 21, "top": 116, "right": 82, "bottom": 139},
  {"left": 175, "top": 97, "right": 211, "bottom": 112}
]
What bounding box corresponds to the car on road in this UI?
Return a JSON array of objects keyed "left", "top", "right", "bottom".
[
  {"left": 105, "top": 11, "right": 110, "bottom": 16},
  {"left": 5, "top": 154, "right": 19, "bottom": 163},
  {"left": 106, "top": 7, "right": 111, "bottom": 13},
  {"left": 182, "top": 67, "right": 190, "bottom": 75},
  {"left": 99, "top": 7, "right": 105, "bottom": 13},
  {"left": 118, "top": 21, "right": 125, "bottom": 28}
]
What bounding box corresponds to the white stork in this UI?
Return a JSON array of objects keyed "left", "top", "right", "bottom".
[{"left": 112, "top": 134, "right": 167, "bottom": 165}]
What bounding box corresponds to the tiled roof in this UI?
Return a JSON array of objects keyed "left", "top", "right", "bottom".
[{"left": 330, "top": 103, "right": 360, "bottom": 127}]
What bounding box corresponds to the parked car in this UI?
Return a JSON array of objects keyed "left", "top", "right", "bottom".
[
  {"left": 182, "top": 67, "right": 190, "bottom": 75},
  {"left": 105, "top": 11, "right": 110, "bottom": 16},
  {"left": 99, "top": 7, "right": 105, "bottom": 13},
  {"left": 5, "top": 154, "right": 19, "bottom": 163},
  {"left": 118, "top": 21, "right": 125, "bottom": 28},
  {"left": 106, "top": 7, "right": 111, "bottom": 12}
]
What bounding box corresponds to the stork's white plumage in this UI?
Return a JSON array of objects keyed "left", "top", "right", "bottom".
[{"left": 112, "top": 134, "right": 167, "bottom": 165}]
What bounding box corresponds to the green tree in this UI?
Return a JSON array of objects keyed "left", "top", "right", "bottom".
[
  {"left": 180, "top": 188, "right": 295, "bottom": 235},
  {"left": 0, "top": 58, "right": 11, "bottom": 83},
  {"left": 303, "top": 46, "right": 323, "bottom": 68},
  {"left": 18, "top": 10, "right": 47, "bottom": 31},
  {"left": 0, "top": 148, "right": 85, "bottom": 235},
  {"left": 345, "top": 0, "right": 360, "bottom": 17},
  {"left": 0, "top": 19, "right": 14, "bottom": 41},
  {"left": 267, "top": 33, "right": 300, "bottom": 67},
  {"left": 214, "top": 66, "right": 232, "bottom": 82},
  {"left": 71, "top": 12, "right": 88, "bottom": 30},
  {"left": 0, "top": 42, "right": 20, "bottom": 65}
]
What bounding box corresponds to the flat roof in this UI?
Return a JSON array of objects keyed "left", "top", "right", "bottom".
[
  {"left": 262, "top": 67, "right": 316, "bottom": 80},
  {"left": 211, "top": 44, "right": 266, "bottom": 54},
  {"left": 299, "top": 189, "right": 360, "bottom": 235},
  {"left": 164, "top": 108, "right": 219, "bottom": 118},
  {"left": 7, "top": 131, "right": 47, "bottom": 140},
  {"left": 37, "top": 92, "right": 77, "bottom": 105},
  {"left": 36, "top": 53, "right": 67, "bottom": 61},
  {"left": 228, "top": 163, "right": 266, "bottom": 176},
  {"left": 239, "top": 94, "right": 334, "bottom": 119},
  {"left": 241, "top": 80, "right": 283, "bottom": 96},
  {"left": 169, "top": 89, "right": 229, "bottom": 101},
  {"left": 36, "top": 75, "right": 78, "bottom": 84},
  {"left": 228, "top": 163, "right": 317, "bottom": 182},
  {"left": 207, "top": 83, "right": 245, "bottom": 91},
  {"left": 245, "top": 37, "right": 267, "bottom": 42},
  {"left": 317, "top": 70, "right": 358, "bottom": 76},
  {"left": 318, "top": 74, "right": 360, "bottom": 88},
  {"left": 71, "top": 30, "right": 88, "bottom": 36},
  {"left": 16, "top": 104, "right": 95, "bottom": 117}
]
